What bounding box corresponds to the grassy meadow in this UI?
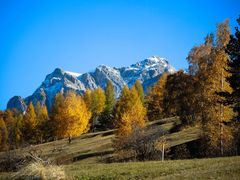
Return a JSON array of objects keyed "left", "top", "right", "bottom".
[
  {"left": 1, "top": 156, "right": 239, "bottom": 179},
  {"left": 64, "top": 156, "right": 240, "bottom": 180},
  {"left": 0, "top": 117, "right": 238, "bottom": 180}
]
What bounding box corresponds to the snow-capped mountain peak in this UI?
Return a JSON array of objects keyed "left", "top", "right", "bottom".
[
  {"left": 65, "top": 71, "right": 81, "bottom": 77},
  {"left": 128, "top": 56, "right": 170, "bottom": 70},
  {"left": 146, "top": 56, "right": 167, "bottom": 63},
  {"left": 7, "top": 56, "right": 176, "bottom": 112}
]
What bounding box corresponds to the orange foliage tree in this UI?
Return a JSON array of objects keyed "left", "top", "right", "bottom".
[{"left": 147, "top": 73, "right": 168, "bottom": 121}]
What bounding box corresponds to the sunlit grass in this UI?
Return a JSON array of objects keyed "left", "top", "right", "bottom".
[{"left": 64, "top": 156, "right": 240, "bottom": 180}]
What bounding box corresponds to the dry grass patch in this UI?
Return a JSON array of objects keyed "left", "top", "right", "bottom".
[{"left": 12, "top": 162, "right": 66, "bottom": 180}]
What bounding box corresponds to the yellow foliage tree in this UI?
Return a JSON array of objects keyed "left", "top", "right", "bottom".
[
  {"left": 4, "top": 110, "right": 15, "bottom": 146},
  {"left": 23, "top": 102, "right": 37, "bottom": 143},
  {"left": 0, "top": 117, "right": 8, "bottom": 150},
  {"left": 147, "top": 73, "right": 168, "bottom": 121},
  {"left": 115, "top": 85, "right": 131, "bottom": 122},
  {"left": 91, "top": 88, "right": 106, "bottom": 115},
  {"left": 13, "top": 114, "right": 23, "bottom": 147},
  {"left": 87, "top": 88, "right": 106, "bottom": 131},
  {"left": 134, "top": 80, "right": 145, "bottom": 104},
  {"left": 35, "top": 102, "right": 49, "bottom": 143},
  {"left": 83, "top": 89, "right": 92, "bottom": 110},
  {"left": 53, "top": 92, "right": 91, "bottom": 142},
  {"left": 187, "top": 20, "right": 233, "bottom": 156},
  {"left": 116, "top": 86, "right": 146, "bottom": 137}
]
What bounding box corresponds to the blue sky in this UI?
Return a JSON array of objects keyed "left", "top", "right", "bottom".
[{"left": 0, "top": 0, "right": 239, "bottom": 110}]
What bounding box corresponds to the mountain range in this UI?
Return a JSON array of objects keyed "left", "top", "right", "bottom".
[{"left": 7, "top": 56, "right": 175, "bottom": 112}]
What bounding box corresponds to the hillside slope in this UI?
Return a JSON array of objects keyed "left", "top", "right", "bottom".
[
  {"left": 1, "top": 156, "right": 239, "bottom": 179},
  {"left": 0, "top": 117, "right": 201, "bottom": 165}
]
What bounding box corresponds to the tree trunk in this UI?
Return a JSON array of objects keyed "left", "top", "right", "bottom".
[
  {"left": 68, "top": 136, "right": 72, "bottom": 144},
  {"left": 220, "top": 70, "right": 224, "bottom": 156}
]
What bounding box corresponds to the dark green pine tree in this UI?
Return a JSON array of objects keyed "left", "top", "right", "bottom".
[
  {"left": 225, "top": 16, "right": 240, "bottom": 119},
  {"left": 225, "top": 16, "right": 240, "bottom": 154}
]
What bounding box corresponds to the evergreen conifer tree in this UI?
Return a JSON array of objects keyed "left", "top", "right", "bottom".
[{"left": 222, "top": 16, "right": 240, "bottom": 154}]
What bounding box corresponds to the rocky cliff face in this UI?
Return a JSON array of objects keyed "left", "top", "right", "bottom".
[
  {"left": 7, "top": 56, "right": 175, "bottom": 112},
  {"left": 7, "top": 96, "right": 27, "bottom": 113}
]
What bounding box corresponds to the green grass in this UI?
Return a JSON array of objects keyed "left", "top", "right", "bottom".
[
  {"left": 0, "top": 117, "right": 237, "bottom": 179},
  {"left": 1, "top": 156, "right": 239, "bottom": 179},
  {"left": 166, "top": 126, "right": 201, "bottom": 147},
  {"left": 0, "top": 117, "right": 201, "bottom": 165},
  {"left": 64, "top": 156, "right": 240, "bottom": 180}
]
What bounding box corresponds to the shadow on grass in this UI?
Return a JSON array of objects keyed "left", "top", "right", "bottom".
[
  {"left": 73, "top": 150, "right": 114, "bottom": 162},
  {"left": 80, "top": 130, "right": 115, "bottom": 140}
]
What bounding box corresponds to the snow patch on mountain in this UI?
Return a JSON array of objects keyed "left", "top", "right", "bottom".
[
  {"left": 7, "top": 56, "right": 176, "bottom": 112},
  {"left": 65, "top": 71, "right": 81, "bottom": 77}
]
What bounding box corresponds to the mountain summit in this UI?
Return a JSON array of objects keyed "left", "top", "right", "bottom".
[{"left": 7, "top": 56, "right": 175, "bottom": 112}]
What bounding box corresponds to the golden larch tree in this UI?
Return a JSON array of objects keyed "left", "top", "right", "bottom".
[
  {"left": 134, "top": 80, "right": 145, "bottom": 104},
  {"left": 83, "top": 89, "right": 92, "bottom": 111},
  {"left": 13, "top": 114, "right": 23, "bottom": 147},
  {"left": 35, "top": 102, "right": 49, "bottom": 143},
  {"left": 187, "top": 20, "right": 233, "bottom": 156},
  {"left": 91, "top": 88, "right": 106, "bottom": 115},
  {"left": 147, "top": 73, "right": 168, "bottom": 121},
  {"left": 53, "top": 91, "right": 91, "bottom": 142},
  {"left": 89, "top": 88, "right": 106, "bottom": 131},
  {"left": 0, "top": 117, "right": 8, "bottom": 150},
  {"left": 23, "top": 102, "right": 37, "bottom": 143},
  {"left": 116, "top": 86, "right": 146, "bottom": 137},
  {"left": 4, "top": 110, "right": 15, "bottom": 146}
]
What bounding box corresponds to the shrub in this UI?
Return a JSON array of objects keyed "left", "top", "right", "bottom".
[{"left": 114, "top": 126, "right": 169, "bottom": 161}]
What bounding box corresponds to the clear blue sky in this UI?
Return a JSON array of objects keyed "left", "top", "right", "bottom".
[{"left": 0, "top": 0, "right": 239, "bottom": 110}]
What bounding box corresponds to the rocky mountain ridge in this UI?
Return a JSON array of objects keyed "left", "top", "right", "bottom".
[{"left": 7, "top": 56, "right": 175, "bottom": 112}]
